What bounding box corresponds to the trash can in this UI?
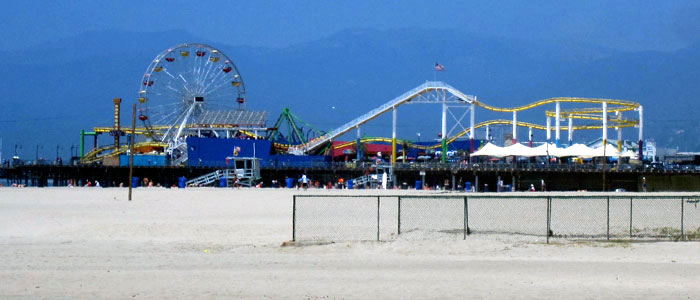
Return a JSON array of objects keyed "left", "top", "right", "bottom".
[
  {"left": 415, "top": 180, "right": 422, "bottom": 190},
  {"left": 465, "top": 181, "right": 471, "bottom": 192},
  {"left": 178, "top": 176, "right": 186, "bottom": 189},
  {"left": 131, "top": 177, "right": 139, "bottom": 188},
  {"left": 285, "top": 177, "right": 295, "bottom": 188},
  {"left": 347, "top": 179, "right": 353, "bottom": 189},
  {"left": 219, "top": 177, "right": 227, "bottom": 188}
]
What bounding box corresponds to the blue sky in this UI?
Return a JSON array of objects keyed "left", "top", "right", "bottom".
[
  {"left": 3, "top": 0, "right": 700, "bottom": 160},
  {"left": 2, "top": 0, "right": 699, "bottom": 51}
]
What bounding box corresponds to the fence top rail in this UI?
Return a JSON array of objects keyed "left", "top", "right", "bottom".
[{"left": 293, "top": 193, "right": 700, "bottom": 199}]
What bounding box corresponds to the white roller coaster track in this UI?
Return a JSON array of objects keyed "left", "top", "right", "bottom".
[{"left": 289, "top": 81, "right": 475, "bottom": 154}]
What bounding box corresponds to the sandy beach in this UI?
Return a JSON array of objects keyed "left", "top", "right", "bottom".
[{"left": 1, "top": 187, "right": 700, "bottom": 299}]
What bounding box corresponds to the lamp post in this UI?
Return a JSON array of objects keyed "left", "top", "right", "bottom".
[
  {"left": 36, "top": 144, "right": 43, "bottom": 162},
  {"left": 56, "top": 145, "right": 62, "bottom": 165}
]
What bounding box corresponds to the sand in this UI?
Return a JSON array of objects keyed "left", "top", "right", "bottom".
[{"left": 1, "top": 187, "right": 700, "bottom": 299}]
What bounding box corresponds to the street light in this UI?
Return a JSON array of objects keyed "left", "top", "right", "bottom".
[
  {"left": 56, "top": 145, "right": 62, "bottom": 164},
  {"left": 36, "top": 144, "right": 43, "bottom": 162}
]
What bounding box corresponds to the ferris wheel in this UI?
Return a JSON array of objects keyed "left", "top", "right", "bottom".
[{"left": 137, "top": 43, "right": 246, "bottom": 143}]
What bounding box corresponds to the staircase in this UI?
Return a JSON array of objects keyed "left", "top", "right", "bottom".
[
  {"left": 352, "top": 175, "right": 372, "bottom": 186},
  {"left": 184, "top": 158, "right": 261, "bottom": 187},
  {"left": 185, "top": 170, "right": 222, "bottom": 186}
]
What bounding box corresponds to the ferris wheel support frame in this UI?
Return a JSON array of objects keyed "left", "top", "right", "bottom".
[{"left": 138, "top": 43, "right": 247, "bottom": 147}]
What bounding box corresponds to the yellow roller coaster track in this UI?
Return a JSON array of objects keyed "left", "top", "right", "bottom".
[
  {"left": 332, "top": 116, "right": 639, "bottom": 151},
  {"left": 474, "top": 97, "right": 639, "bottom": 113},
  {"left": 80, "top": 142, "right": 168, "bottom": 164}
]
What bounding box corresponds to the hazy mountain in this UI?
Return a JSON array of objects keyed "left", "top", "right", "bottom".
[{"left": 0, "top": 28, "right": 698, "bottom": 160}]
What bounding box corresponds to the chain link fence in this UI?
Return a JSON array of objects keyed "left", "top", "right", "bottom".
[{"left": 293, "top": 194, "right": 700, "bottom": 243}]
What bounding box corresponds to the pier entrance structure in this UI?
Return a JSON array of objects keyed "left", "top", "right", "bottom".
[{"left": 288, "top": 81, "right": 644, "bottom": 162}]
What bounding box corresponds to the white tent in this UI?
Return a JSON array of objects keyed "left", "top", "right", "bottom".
[
  {"left": 502, "top": 143, "right": 540, "bottom": 157},
  {"left": 621, "top": 150, "right": 638, "bottom": 158},
  {"left": 532, "top": 143, "right": 561, "bottom": 157},
  {"left": 591, "top": 143, "right": 620, "bottom": 157},
  {"left": 557, "top": 143, "right": 595, "bottom": 158},
  {"left": 471, "top": 142, "right": 506, "bottom": 157}
]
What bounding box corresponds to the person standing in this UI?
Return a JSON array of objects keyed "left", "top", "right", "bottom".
[
  {"left": 301, "top": 173, "right": 309, "bottom": 190},
  {"left": 642, "top": 177, "right": 647, "bottom": 192},
  {"left": 541, "top": 179, "right": 546, "bottom": 192}
]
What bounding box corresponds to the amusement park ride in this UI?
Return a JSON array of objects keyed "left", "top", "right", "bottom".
[{"left": 79, "top": 43, "right": 644, "bottom": 167}]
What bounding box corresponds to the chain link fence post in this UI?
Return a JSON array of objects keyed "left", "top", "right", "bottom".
[
  {"left": 546, "top": 196, "right": 551, "bottom": 244},
  {"left": 463, "top": 196, "right": 468, "bottom": 240},
  {"left": 377, "top": 196, "right": 380, "bottom": 241},
  {"left": 607, "top": 196, "right": 610, "bottom": 241},
  {"left": 681, "top": 196, "right": 684, "bottom": 241},
  {"left": 398, "top": 196, "right": 401, "bottom": 235},
  {"left": 629, "top": 197, "right": 633, "bottom": 237},
  {"left": 292, "top": 195, "right": 296, "bottom": 241}
]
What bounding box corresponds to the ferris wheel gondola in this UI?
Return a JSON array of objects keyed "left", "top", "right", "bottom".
[{"left": 137, "top": 43, "right": 246, "bottom": 143}]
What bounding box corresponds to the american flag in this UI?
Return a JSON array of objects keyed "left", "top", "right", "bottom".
[{"left": 434, "top": 62, "right": 445, "bottom": 71}]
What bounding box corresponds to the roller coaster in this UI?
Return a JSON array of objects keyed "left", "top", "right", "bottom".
[{"left": 285, "top": 81, "right": 642, "bottom": 162}]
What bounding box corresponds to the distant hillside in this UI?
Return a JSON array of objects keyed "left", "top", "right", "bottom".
[{"left": 0, "top": 28, "right": 698, "bottom": 159}]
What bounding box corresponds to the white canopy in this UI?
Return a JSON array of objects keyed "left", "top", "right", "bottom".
[
  {"left": 502, "top": 143, "right": 540, "bottom": 157},
  {"left": 621, "top": 150, "right": 638, "bottom": 158},
  {"left": 591, "top": 143, "right": 620, "bottom": 157},
  {"left": 557, "top": 143, "right": 594, "bottom": 158},
  {"left": 471, "top": 142, "right": 506, "bottom": 157},
  {"left": 532, "top": 143, "right": 561, "bottom": 157},
  {"left": 472, "top": 142, "right": 563, "bottom": 157}
]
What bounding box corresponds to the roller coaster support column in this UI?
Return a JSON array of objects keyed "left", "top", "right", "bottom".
[
  {"left": 568, "top": 116, "right": 573, "bottom": 146},
  {"left": 441, "top": 96, "right": 448, "bottom": 163},
  {"left": 356, "top": 126, "right": 362, "bottom": 162},
  {"left": 528, "top": 127, "right": 533, "bottom": 147},
  {"left": 546, "top": 117, "right": 551, "bottom": 143},
  {"left": 469, "top": 102, "right": 475, "bottom": 153},
  {"left": 113, "top": 98, "right": 121, "bottom": 148},
  {"left": 602, "top": 101, "right": 608, "bottom": 148},
  {"left": 638, "top": 105, "right": 644, "bottom": 160},
  {"left": 392, "top": 107, "right": 397, "bottom": 165},
  {"left": 512, "top": 111, "right": 517, "bottom": 143},
  {"left": 555, "top": 101, "right": 561, "bottom": 147},
  {"left": 485, "top": 125, "right": 490, "bottom": 142},
  {"left": 617, "top": 111, "right": 623, "bottom": 154}
]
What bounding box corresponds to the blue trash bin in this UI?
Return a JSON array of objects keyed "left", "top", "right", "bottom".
[
  {"left": 131, "top": 177, "right": 139, "bottom": 188},
  {"left": 219, "top": 177, "right": 227, "bottom": 187},
  {"left": 285, "top": 177, "right": 294, "bottom": 188},
  {"left": 465, "top": 181, "right": 471, "bottom": 192},
  {"left": 415, "top": 180, "right": 422, "bottom": 190},
  {"left": 178, "top": 176, "right": 186, "bottom": 188},
  {"left": 347, "top": 179, "right": 353, "bottom": 189}
]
